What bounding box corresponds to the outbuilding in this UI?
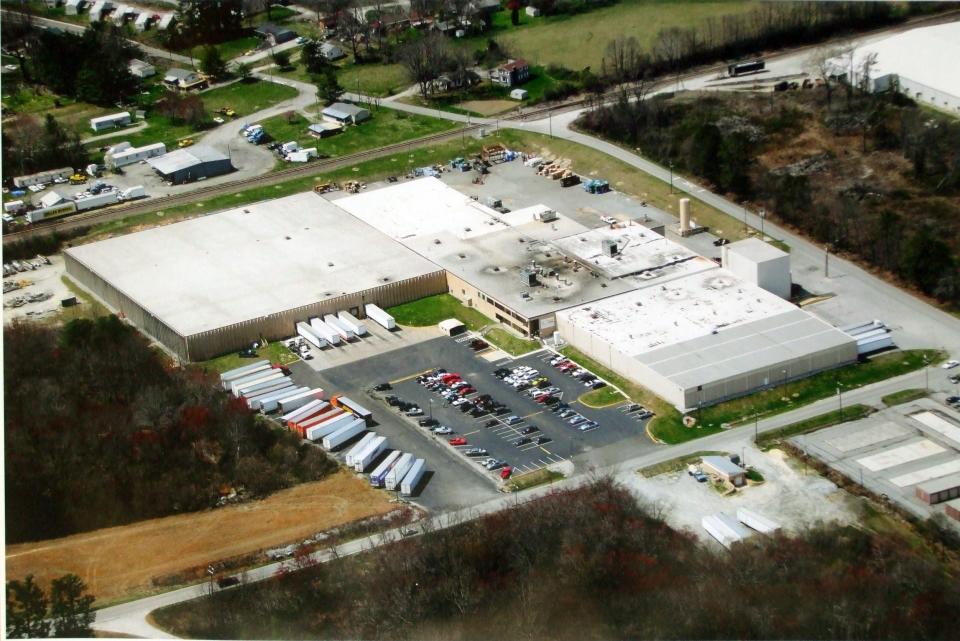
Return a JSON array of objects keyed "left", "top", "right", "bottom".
[
  {"left": 510, "top": 88, "right": 528, "bottom": 100},
  {"left": 721, "top": 237, "right": 791, "bottom": 299},
  {"left": 308, "top": 122, "right": 343, "bottom": 138},
  {"left": 90, "top": 111, "right": 131, "bottom": 132},
  {"left": 255, "top": 23, "right": 296, "bottom": 45},
  {"left": 701, "top": 456, "right": 747, "bottom": 487},
  {"left": 134, "top": 12, "right": 150, "bottom": 31},
  {"left": 105, "top": 142, "right": 167, "bottom": 169},
  {"left": 128, "top": 58, "right": 156, "bottom": 78},
  {"left": 65, "top": 0, "right": 86, "bottom": 15},
  {"left": 13, "top": 167, "right": 73, "bottom": 188},
  {"left": 915, "top": 473, "right": 960, "bottom": 505},
  {"left": 322, "top": 102, "right": 370, "bottom": 125},
  {"left": 146, "top": 146, "right": 233, "bottom": 185},
  {"left": 157, "top": 13, "right": 175, "bottom": 30},
  {"left": 438, "top": 318, "right": 466, "bottom": 336},
  {"left": 163, "top": 68, "right": 206, "bottom": 91},
  {"left": 320, "top": 42, "right": 345, "bottom": 60}
]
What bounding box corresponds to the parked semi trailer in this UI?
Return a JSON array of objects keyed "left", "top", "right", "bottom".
[
  {"left": 345, "top": 432, "right": 379, "bottom": 467},
  {"left": 400, "top": 458, "right": 426, "bottom": 496},
  {"left": 232, "top": 371, "right": 285, "bottom": 396},
  {"left": 295, "top": 406, "right": 341, "bottom": 432},
  {"left": 260, "top": 386, "right": 310, "bottom": 413},
  {"left": 337, "top": 310, "right": 367, "bottom": 336},
  {"left": 220, "top": 360, "right": 271, "bottom": 390},
  {"left": 282, "top": 398, "right": 326, "bottom": 424},
  {"left": 246, "top": 383, "right": 296, "bottom": 410},
  {"left": 369, "top": 451, "right": 402, "bottom": 487},
  {"left": 736, "top": 507, "right": 781, "bottom": 534},
  {"left": 238, "top": 375, "right": 291, "bottom": 399},
  {"left": 277, "top": 388, "right": 325, "bottom": 414},
  {"left": 297, "top": 321, "right": 327, "bottom": 349},
  {"left": 322, "top": 419, "right": 367, "bottom": 450},
  {"left": 385, "top": 453, "right": 415, "bottom": 491},
  {"left": 287, "top": 402, "right": 330, "bottom": 435},
  {"left": 333, "top": 396, "right": 373, "bottom": 425},
  {"left": 309, "top": 318, "right": 341, "bottom": 345},
  {"left": 354, "top": 436, "right": 388, "bottom": 472},
  {"left": 364, "top": 304, "right": 395, "bottom": 330},
  {"left": 702, "top": 513, "right": 753, "bottom": 549},
  {"left": 324, "top": 314, "right": 355, "bottom": 341},
  {"left": 305, "top": 413, "right": 356, "bottom": 442}
]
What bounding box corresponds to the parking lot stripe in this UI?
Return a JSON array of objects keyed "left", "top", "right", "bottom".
[
  {"left": 540, "top": 447, "right": 552, "bottom": 455},
  {"left": 522, "top": 410, "right": 543, "bottom": 420},
  {"left": 389, "top": 369, "right": 434, "bottom": 385},
  {"left": 463, "top": 429, "right": 479, "bottom": 436}
]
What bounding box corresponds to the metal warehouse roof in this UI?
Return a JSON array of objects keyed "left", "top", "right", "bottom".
[
  {"left": 322, "top": 102, "right": 369, "bottom": 119},
  {"left": 147, "top": 146, "right": 229, "bottom": 175},
  {"left": 702, "top": 456, "right": 745, "bottom": 477},
  {"left": 916, "top": 472, "right": 960, "bottom": 495}
]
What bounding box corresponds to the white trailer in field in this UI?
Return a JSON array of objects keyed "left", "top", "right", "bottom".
[
  {"left": 354, "top": 436, "right": 388, "bottom": 472},
  {"left": 220, "top": 360, "right": 271, "bottom": 389},
  {"left": 345, "top": 432, "right": 379, "bottom": 467},
  {"left": 736, "top": 507, "right": 781, "bottom": 534},
  {"left": 283, "top": 399, "right": 327, "bottom": 424},
  {"left": 260, "top": 386, "right": 311, "bottom": 413},
  {"left": 230, "top": 370, "right": 282, "bottom": 395},
  {"left": 364, "top": 303, "right": 395, "bottom": 330},
  {"left": 305, "top": 412, "right": 355, "bottom": 441},
  {"left": 277, "top": 388, "right": 325, "bottom": 414},
  {"left": 385, "top": 453, "right": 414, "bottom": 491},
  {"left": 337, "top": 310, "right": 367, "bottom": 336},
  {"left": 369, "top": 450, "right": 402, "bottom": 487},
  {"left": 322, "top": 419, "right": 367, "bottom": 450},
  {"left": 297, "top": 321, "right": 327, "bottom": 349},
  {"left": 309, "top": 318, "right": 341, "bottom": 345},
  {"left": 324, "top": 314, "right": 355, "bottom": 341},
  {"left": 400, "top": 459, "right": 426, "bottom": 496},
  {"left": 702, "top": 513, "right": 753, "bottom": 549}
]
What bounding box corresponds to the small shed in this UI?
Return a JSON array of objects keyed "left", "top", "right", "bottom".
[
  {"left": 255, "top": 23, "right": 296, "bottom": 45},
  {"left": 510, "top": 88, "right": 528, "bottom": 100},
  {"left": 525, "top": 5, "right": 540, "bottom": 17},
  {"left": 90, "top": 111, "right": 131, "bottom": 132},
  {"left": 438, "top": 318, "right": 466, "bottom": 336},
  {"left": 157, "top": 13, "right": 175, "bottom": 30},
  {"left": 701, "top": 456, "right": 747, "bottom": 487},
  {"left": 308, "top": 122, "right": 343, "bottom": 138},
  {"left": 134, "top": 11, "right": 150, "bottom": 30},
  {"left": 40, "top": 192, "right": 65, "bottom": 209},
  {"left": 128, "top": 59, "right": 156, "bottom": 78},
  {"left": 65, "top": 0, "right": 86, "bottom": 15},
  {"left": 322, "top": 102, "right": 370, "bottom": 125},
  {"left": 320, "top": 42, "right": 346, "bottom": 61}
]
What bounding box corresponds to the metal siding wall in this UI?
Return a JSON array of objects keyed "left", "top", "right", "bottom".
[
  {"left": 63, "top": 252, "right": 190, "bottom": 359},
  {"left": 184, "top": 270, "right": 448, "bottom": 361}
]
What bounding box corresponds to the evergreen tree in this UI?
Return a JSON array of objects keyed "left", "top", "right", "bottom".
[
  {"left": 50, "top": 575, "right": 95, "bottom": 638},
  {"left": 6, "top": 575, "right": 51, "bottom": 639}
]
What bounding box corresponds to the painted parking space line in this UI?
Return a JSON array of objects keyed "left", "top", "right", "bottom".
[
  {"left": 389, "top": 368, "right": 434, "bottom": 385},
  {"left": 462, "top": 429, "right": 480, "bottom": 436},
  {"left": 540, "top": 447, "right": 552, "bottom": 455},
  {"left": 521, "top": 410, "right": 543, "bottom": 420}
]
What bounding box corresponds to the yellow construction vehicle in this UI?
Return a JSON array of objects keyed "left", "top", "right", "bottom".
[
  {"left": 178, "top": 138, "right": 195, "bottom": 148},
  {"left": 69, "top": 174, "right": 87, "bottom": 184}
]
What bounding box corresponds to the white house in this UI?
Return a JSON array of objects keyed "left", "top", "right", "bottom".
[
  {"left": 128, "top": 59, "right": 156, "bottom": 78},
  {"left": 510, "top": 88, "right": 528, "bottom": 100}
]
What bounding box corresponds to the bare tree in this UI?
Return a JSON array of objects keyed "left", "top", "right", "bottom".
[
  {"left": 398, "top": 31, "right": 449, "bottom": 99},
  {"left": 338, "top": 6, "right": 367, "bottom": 61},
  {"left": 806, "top": 44, "right": 848, "bottom": 109}
]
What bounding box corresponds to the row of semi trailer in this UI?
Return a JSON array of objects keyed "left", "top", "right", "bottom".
[
  {"left": 296, "top": 304, "right": 396, "bottom": 350},
  {"left": 219, "top": 357, "right": 426, "bottom": 496}
]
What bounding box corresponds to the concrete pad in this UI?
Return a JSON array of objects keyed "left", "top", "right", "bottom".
[
  {"left": 890, "top": 458, "right": 960, "bottom": 487},
  {"left": 856, "top": 439, "right": 946, "bottom": 472},
  {"left": 480, "top": 349, "right": 511, "bottom": 362},
  {"left": 826, "top": 421, "right": 912, "bottom": 453},
  {"left": 910, "top": 411, "right": 960, "bottom": 448}
]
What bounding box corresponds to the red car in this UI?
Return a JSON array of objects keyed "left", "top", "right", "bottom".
[
  {"left": 500, "top": 467, "right": 513, "bottom": 479},
  {"left": 449, "top": 436, "right": 467, "bottom": 446},
  {"left": 441, "top": 373, "right": 461, "bottom": 383},
  {"left": 458, "top": 386, "right": 476, "bottom": 396}
]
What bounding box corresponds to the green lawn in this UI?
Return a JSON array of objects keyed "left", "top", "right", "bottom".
[
  {"left": 2, "top": 86, "right": 118, "bottom": 137},
  {"left": 337, "top": 63, "right": 410, "bottom": 98},
  {"left": 256, "top": 107, "right": 456, "bottom": 161},
  {"left": 200, "top": 80, "right": 298, "bottom": 118},
  {"left": 197, "top": 341, "right": 299, "bottom": 374},
  {"left": 652, "top": 349, "right": 943, "bottom": 444},
  {"left": 579, "top": 386, "right": 625, "bottom": 408},
  {"left": 755, "top": 404, "right": 874, "bottom": 450},
  {"left": 504, "top": 467, "right": 564, "bottom": 492},
  {"left": 881, "top": 388, "right": 928, "bottom": 406},
  {"left": 386, "top": 293, "right": 492, "bottom": 332},
  {"left": 189, "top": 36, "right": 262, "bottom": 62},
  {"left": 483, "top": 327, "right": 540, "bottom": 356}
]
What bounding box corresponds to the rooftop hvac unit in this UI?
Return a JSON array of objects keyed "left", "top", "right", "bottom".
[
  {"left": 602, "top": 239, "right": 619, "bottom": 257},
  {"left": 519, "top": 267, "right": 538, "bottom": 286}
]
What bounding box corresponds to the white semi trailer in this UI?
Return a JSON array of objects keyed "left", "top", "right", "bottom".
[
  {"left": 345, "top": 432, "right": 379, "bottom": 467},
  {"left": 364, "top": 304, "right": 395, "bottom": 330},
  {"left": 322, "top": 419, "right": 367, "bottom": 450},
  {"left": 337, "top": 311, "right": 367, "bottom": 336},
  {"left": 354, "top": 436, "right": 388, "bottom": 472},
  {"left": 297, "top": 321, "right": 327, "bottom": 349},
  {"left": 400, "top": 458, "right": 426, "bottom": 496},
  {"left": 220, "top": 360, "right": 271, "bottom": 390},
  {"left": 324, "top": 314, "right": 355, "bottom": 341},
  {"left": 369, "top": 451, "right": 402, "bottom": 487},
  {"left": 305, "top": 413, "right": 356, "bottom": 442},
  {"left": 385, "top": 453, "right": 414, "bottom": 491}
]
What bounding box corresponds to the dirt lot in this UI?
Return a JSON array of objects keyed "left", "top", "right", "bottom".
[
  {"left": 460, "top": 99, "right": 518, "bottom": 116},
  {"left": 5, "top": 471, "right": 395, "bottom": 604},
  {"left": 3, "top": 255, "right": 73, "bottom": 324}
]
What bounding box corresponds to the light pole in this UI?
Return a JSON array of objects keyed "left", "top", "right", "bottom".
[
  {"left": 743, "top": 206, "right": 748, "bottom": 234},
  {"left": 837, "top": 380, "right": 844, "bottom": 421},
  {"left": 428, "top": 398, "right": 433, "bottom": 422},
  {"left": 759, "top": 207, "right": 766, "bottom": 239},
  {"left": 923, "top": 355, "right": 930, "bottom": 392},
  {"left": 669, "top": 162, "right": 674, "bottom": 194}
]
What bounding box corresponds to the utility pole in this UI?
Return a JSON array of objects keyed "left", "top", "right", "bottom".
[
  {"left": 669, "top": 162, "right": 674, "bottom": 194},
  {"left": 837, "top": 381, "right": 844, "bottom": 421},
  {"left": 743, "top": 206, "right": 748, "bottom": 234},
  {"left": 824, "top": 244, "right": 830, "bottom": 278},
  {"left": 759, "top": 208, "right": 766, "bottom": 239}
]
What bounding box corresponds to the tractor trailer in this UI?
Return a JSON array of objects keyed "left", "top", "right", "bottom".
[
  {"left": 385, "top": 453, "right": 414, "bottom": 491},
  {"left": 277, "top": 388, "right": 325, "bottom": 414},
  {"left": 324, "top": 314, "right": 355, "bottom": 341},
  {"left": 220, "top": 360, "right": 271, "bottom": 390},
  {"left": 297, "top": 322, "right": 327, "bottom": 349},
  {"left": 337, "top": 310, "right": 367, "bottom": 336},
  {"left": 309, "top": 318, "right": 341, "bottom": 345},
  {"left": 369, "top": 451, "right": 402, "bottom": 487},
  {"left": 259, "top": 386, "right": 310, "bottom": 414},
  {"left": 305, "top": 413, "right": 356, "bottom": 442},
  {"left": 345, "top": 432, "right": 378, "bottom": 467},
  {"left": 322, "top": 419, "right": 367, "bottom": 450},
  {"left": 354, "top": 436, "right": 388, "bottom": 472},
  {"left": 400, "top": 459, "right": 426, "bottom": 496},
  {"left": 364, "top": 304, "right": 395, "bottom": 330}
]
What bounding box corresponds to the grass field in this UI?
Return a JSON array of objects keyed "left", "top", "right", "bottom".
[
  {"left": 466, "top": 0, "right": 756, "bottom": 70},
  {"left": 198, "top": 341, "right": 299, "bottom": 374},
  {"left": 387, "top": 293, "right": 493, "bottom": 332},
  {"left": 483, "top": 327, "right": 540, "bottom": 356},
  {"left": 200, "top": 80, "right": 299, "bottom": 118},
  {"left": 504, "top": 467, "right": 564, "bottom": 492},
  {"left": 188, "top": 36, "right": 261, "bottom": 62},
  {"left": 579, "top": 386, "right": 625, "bottom": 408},
  {"left": 257, "top": 107, "right": 456, "bottom": 160},
  {"left": 2, "top": 86, "right": 118, "bottom": 137},
  {"left": 4, "top": 470, "right": 395, "bottom": 606},
  {"left": 881, "top": 388, "right": 928, "bottom": 406},
  {"left": 755, "top": 404, "right": 874, "bottom": 450},
  {"left": 276, "top": 59, "right": 410, "bottom": 97}
]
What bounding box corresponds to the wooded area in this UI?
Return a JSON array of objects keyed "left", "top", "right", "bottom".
[
  {"left": 578, "top": 88, "right": 960, "bottom": 304},
  {"left": 154, "top": 478, "right": 960, "bottom": 639},
  {"left": 4, "top": 317, "right": 337, "bottom": 544}
]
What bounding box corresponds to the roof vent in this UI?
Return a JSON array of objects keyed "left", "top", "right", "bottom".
[
  {"left": 285, "top": 236, "right": 292, "bottom": 240},
  {"left": 327, "top": 262, "right": 334, "bottom": 267},
  {"left": 382, "top": 277, "right": 390, "bottom": 283},
  {"left": 243, "top": 209, "right": 250, "bottom": 213},
  {"left": 458, "top": 253, "right": 466, "bottom": 259},
  {"left": 464, "top": 227, "right": 471, "bottom": 232},
  {"left": 434, "top": 239, "right": 442, "bottom": 244}
]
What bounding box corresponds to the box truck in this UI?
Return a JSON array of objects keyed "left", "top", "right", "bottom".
[
  {"left": 337, "top": 311, "right": 367, "bottom": 336},
  {"left": 354, "top": 436, "right": 388, "bottom": 472},
  {"left": 345, "top": 432, "right": 378, "bottom": 467},
  {"left": 232, "top": 371, "right": 284, "bottom": 396},
  {"left": 305, "top": 413, "right": 355, "bottom": 442},
  {"left": 324, "top": 314, "right": 355, "bottom": 341},
  {"left": 259, "top": 386, "right": 310, "bottom": 414},
  {"left": 246, "top": 383, "right": 296, "bottom": 410},
  {"left": 364, "top": 304, "right": 396, "bottom": 330},
  {"left": 400, "top": 459, "right": 426, "bottom": 496},
  {"left": 221, "top": 360, "right": 271, "bottom": 389},
  {"left": 322, "top": 419, "right": 367, "bottom": 450},
  {"left": 309, "top": 317, "right": 341, "bottom": 345},
  {"left": 277, "top": 388, "right": 324, "bottom": 414},
  {"left": 385, "top": 453, "right": 414, "bottom": 491},
  {"left": 369, "top": 450, "right": 402, "bottom": 487},
  {"left": 297, "top": 321, "right": 327, "bottom": 349}
]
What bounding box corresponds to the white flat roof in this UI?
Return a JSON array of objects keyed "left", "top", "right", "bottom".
[
  {"left": 845, "top": 21, "right": 960, "bottom": 100},
  {"left": 724, "top": 237, "right": 787, "bottom": 263},
  {"left": 66, "top": 192, "right": 440, "bottom": 336}
]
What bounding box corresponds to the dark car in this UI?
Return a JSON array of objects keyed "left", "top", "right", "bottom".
[
  {"left": 217, "top": 576, "right": 240, "bottom": 588},
  {"left": 485, "top": 419, "right": 499, "bottom": 427},
  {"left": 385, "top": 395, "right": 401, "bottom": 406},
  {"left": 458, "top": 402, "right": 475, "bottom": 412},
  {"left": 591, "top": 380, "right": 607, "bottom": 390},
  {"left": 418, "top": 418, "right": 438, "bottom": 427},
  {"left": 238, "top": 347, "right": 258, "bottom": 358},
  {"left": 520, "top": 425, "right": 539, "bottom": 434},
  {"left": 514, "top": 437, "right": 531, "bottom": 447},
  {"left": 374, "top": 382, "right": 392, "bottom": 391},
  {"left": 533, "top": 436, "right": 550, "bottom": 445}
]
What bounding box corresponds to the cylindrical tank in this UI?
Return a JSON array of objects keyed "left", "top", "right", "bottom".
[{"left": 679, "top": 198, "right": 691, "bottom": 231}]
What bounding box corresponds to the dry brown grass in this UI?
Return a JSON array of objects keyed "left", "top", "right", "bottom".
[
  {"left": 5, "top": 470, "right": 394, "bottom": 605},
  {"left": 459, "top": 99, "right": 518, "bottom": 116}
]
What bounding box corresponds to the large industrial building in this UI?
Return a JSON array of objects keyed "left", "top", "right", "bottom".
[
  {"left": 64, "top": 192, "right": 445, "bottom": 361},
  {"left": 67, "top": 177, "right": 858, "bottom": 411},
  {"left": 147, "top": 146, "right": 234, "bottom": 184}
]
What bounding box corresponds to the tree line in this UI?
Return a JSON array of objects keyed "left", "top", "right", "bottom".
[
  {"left": 6, "top": 574, "right": 95, "bottom": 639},
  {"left": 4, "top": 316, "right": 338, "bottom": 544},
  {"left": 577, "top": 86, "right": 960, "bottom": 305},
  {"left": 154, "top": 478, "right": 960, "bottom": 640}
]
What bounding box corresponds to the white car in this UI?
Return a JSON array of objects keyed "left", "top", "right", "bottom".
[
  {"left": 432, "top": 425, "right": 453, "bottom": 435},
  {"left": 942, "top": 360, "right": 959, "bottom": 369},
  {"left": 213, "top": 116, "right": 225, "bottom": 124},
  {"left": 601, "top": 215, "right": 616, "bottom": 225}
]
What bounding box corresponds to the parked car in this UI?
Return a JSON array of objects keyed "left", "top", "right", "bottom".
[
  {"left": 500, "top": 467, "right": 513, "bottom": 479},
  {"left": 533, "top": 436, "right": 550, "bottom": 445},
  {"left": 418, "top": 418, "right": 438, "bottom": 427},
  {"left": 514, "top": 437, "right": 531, "bottom": 447},
  {"left": 464, "top": 447, "right": 488, "bottom": 457},
  {"left": 506, "top": 415, "right": 522, "bottom": 425},
  {"left": 432, "top": 425, "right": 453, "bottom": 435},
  {"left": 449, "top": 436, "right": 467, "bottom": 446},
  {"left": 406, "top": 407, "right": 424, "bottom": 416},
  {"left": 521, "top": 425, "right": 538, "bottom": 434},
  {"left": 942, "top": 360, "right": 959, "bottom": 369}
]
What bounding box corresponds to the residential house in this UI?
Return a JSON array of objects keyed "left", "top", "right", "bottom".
[
  {"left": 129, "top": 59, "right": 156, "bottom": 78},
  {"left": 490, "top": 58, "right": 530, "bottom": 86},
  {"left": 163, "top": 68, "right": 206, "bottom": 91},
  {"left": 320, "top": 42, "right": 346, "bottom": 61},
  {"left": 322, "top": 102, "right": 371, "bottom": 125}
]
